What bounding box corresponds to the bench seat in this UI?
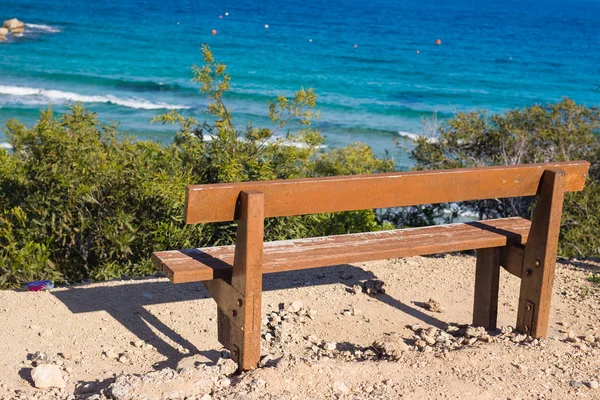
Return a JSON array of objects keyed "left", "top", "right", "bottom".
[{"left": 153, "top": 217, "right": 531, "bottom": 284}]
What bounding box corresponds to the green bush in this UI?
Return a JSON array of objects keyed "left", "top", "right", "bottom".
[
  {"left": 0, "top": 46, "right": 394, "bottom": 288},
  {"left": 404, "top": 98, "right": 600, "bottom": 257}
]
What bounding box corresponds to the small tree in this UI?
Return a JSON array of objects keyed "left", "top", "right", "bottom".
[{"left": 400, "top": 98, "right": 600, "bottom": 257}]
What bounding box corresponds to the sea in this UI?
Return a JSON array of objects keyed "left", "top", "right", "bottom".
[{"left": 1, "top": 0, "right": 599, "bottom": 167}]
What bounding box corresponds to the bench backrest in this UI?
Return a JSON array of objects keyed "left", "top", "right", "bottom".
[{"left": 185, "top": 161, "right": 589, "bottom": 224}]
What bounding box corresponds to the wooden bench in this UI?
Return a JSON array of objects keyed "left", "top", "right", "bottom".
[{"left": 152, "top": 161, "right": 589, "bottom": 370}]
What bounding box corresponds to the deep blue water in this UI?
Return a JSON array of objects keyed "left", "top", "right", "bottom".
[{"left": 1, "top": 0, "right": 599, "bottom": 166}]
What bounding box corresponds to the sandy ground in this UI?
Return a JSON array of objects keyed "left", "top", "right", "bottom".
[{"left": 1, "top": 254, "right": 599, "bottom": 399}]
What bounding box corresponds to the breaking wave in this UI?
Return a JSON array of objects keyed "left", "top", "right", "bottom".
[{"left": 0, "top": 85, "right": 190, "bottom": 110}]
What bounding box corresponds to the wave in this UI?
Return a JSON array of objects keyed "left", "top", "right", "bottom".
[
  {"left": 25, "top": 23, "right": 62, "bottom": 33},
  {"left": 0, "top": 85, "right": 190, "bottom": 110},
  {"left": 397, "top": 131, "right": 439, "bottom": 143}
]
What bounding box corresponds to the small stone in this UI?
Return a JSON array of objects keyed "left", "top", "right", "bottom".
[
  {"left": 332, "top": 381, "right": 350, "bottom": 394},
  {"left": 217, "top": 358, "right": 238, "bottom": 376},
  {"left": 351, "top": 307, "right": 362, "bottom": 316},
  {"left": 264, "top": 333, "right": 273, "bottom": 342},
  {"left": 324, "top": 342, "right": 337, "bottom": 351},
  {"left": 133, "top": 340, "right": 145, "bottom": 348},
  {"left": 465, "top": 326, "right": 485, "bottom": 338},
  {"left": 176, "top": 354, "right": 212, "bottom": 370},
  {"left": 118, "top": 355, "right": 129, "bottom": 364},
  {"left": 307, "top": 309, "right": 318, "bottom": 320},
  {"left": 424, "top": 298, "right": 444, "bottom": 313},
  {"left": 342, "top": 309, "right": 352, "bottom": 317},
  {"left": 351, "top": 284, "right": 362, "bottom": 294},
  {"left": 288, "top": 301, "right": 303, "bottom": 313},
  {"left": 570, "top": 380, "right": 585, "bottom": 389},
  {"left": 584, "top": 335, "right": 595, "bottom": 343},
  {"left": 59, "top": 353, "right": 72, "bottom": 360},
  {"left": 587, "top": 381, "right": 599, "bottom": 390},
  {"left": 200, "top": 395, "right": 212, "bottom": 400},
  {"left": 566, "top": 330, "right": 579, "bottom": 343},
  {"left": 31, "top": 364, "right": 65, "bottom": 389},
  {"left": 103, "top": 349, "right": 118, "bottom": 360},
  {"left": 218, "top": 377, "right": 231, "bottom": 387}
]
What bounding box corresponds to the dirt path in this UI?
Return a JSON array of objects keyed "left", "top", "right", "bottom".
[{"left": 1, "top": 254, "right": 599, "bottom": 399}]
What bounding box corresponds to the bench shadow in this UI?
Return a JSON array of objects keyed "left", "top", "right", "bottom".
[{"left": 51, "top": 264, "right": 450, "bottom": 371}]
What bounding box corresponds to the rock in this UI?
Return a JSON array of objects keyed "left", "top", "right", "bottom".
[
  {"left": 332, "top": 381, "right": 350, "bottom": 394},
  {"left": 103, "top": 349, "right": 118, "bottom": 360},
  {"left": 584, "top": 335, "right": 595, "bottom": 343},
  {"left": 0, "top": 27, "right": 8, "bottom": 39},
  {"left": 566, "top": 330, "right": 579, "bottom": 343},
  {"left": 132, "top": 340, "right": 145, "bottom": 348},
  {"left": 31, "top": 364, "right": 65, "bottom": 389},
  {"left": 372, "top": 333, "right": 409, "bottom": 360},
  {"left": 287, "top": 300, "right": 303, "bottom": 313},
  {"left": 351, "top": 284, "right": 363, "bottom": 294},
  {"left": 424, "top": 298, "right": 444, "bottom": 313},
  {"left": 465, "top": 326, "right": 486, "bottom": 338},
  {"left": 176, "top": 354, "right": 212, "bottom": 371},
  {"left": 324, "top": 342, "right": 337, "bottom": 351},
  {"left": 216, "top": 357, "right": 238, "bottom": 375},
  {"left": 118, "top": 355, "right": 129, "bottom": 364},
  {"left": 587, "top": 380, "right": 599, "bottom": 390},
  {"left": 3, "top": 19, "right": 24, "bottom": 31},
  {"left": 30, "top": 351, "right": 48, "bottom": 366},
  {"left": 570, "top": 380, "right": 585, "bottom": 389},
  {"left": 362, "top": 279, "right": 385, "bottom": 295}
]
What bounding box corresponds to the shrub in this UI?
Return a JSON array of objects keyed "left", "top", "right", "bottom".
[
  {"left": 403, "top": 99, "right": 600, "bottom": 257},
  {"left": 0, "top": 46, "right": 394, "bottom": 288}
]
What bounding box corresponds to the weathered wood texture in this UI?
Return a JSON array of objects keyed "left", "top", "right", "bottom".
[
  {"left": 500, "top": 244, "right": 525, "bottom": 277},
  {"left": 152, "top": 217, "right": 531, "bottom": 284},
  {"left": 218, "top": 191, "right": 264, "bottom": 370},
  {"left": 473, "top": 248, "right": 502, "bottom": 330},
  {"left": 185, "top": 161, "right": 589, "bottom": 223},
  {"left": 516, "top": 170, "right": 566, "bottom": 337}
]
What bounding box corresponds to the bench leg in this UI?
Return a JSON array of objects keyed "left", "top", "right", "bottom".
[
  {"left": 473, "top": 247, "right": 501, "bottom": 330},
  {"left": 222, "top": 190, "right": 265, "bottom": 370},
  {"left": 516, "top": 170, "right": 566, "bottom": 338}
]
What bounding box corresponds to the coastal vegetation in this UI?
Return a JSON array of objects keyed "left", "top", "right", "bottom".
[{"left": 0, "top": 46, "right": 598, "bottom": 288}]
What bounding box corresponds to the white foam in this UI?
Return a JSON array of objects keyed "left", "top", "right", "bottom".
[
  {"left": 397, "top": 131, "right": 439, "bottom": 143},
  {"left": 0, "top": 85, "right": 190, "bottom": 110},
  {"left": 25, "top": 23, "right": 62, "bottom": 33}
]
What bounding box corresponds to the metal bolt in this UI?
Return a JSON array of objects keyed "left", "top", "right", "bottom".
[
  {"left": 524, "top": 326, "right": 529, "bottom": 332},
  {"left": 526, "top": 305, "right": 532, "bottom": 311},
  {"left": 525, "top": 268, "right": 533, "bottom": 277},
  {"left": 237, "top": 298, "right": 243, "bottom": 307},
  {"left": 534, "top": 259, "right": 540, "bottom": 267}
]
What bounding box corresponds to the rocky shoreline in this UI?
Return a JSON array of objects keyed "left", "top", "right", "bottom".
[{"left": 0, "top": 19, "right": 25, "bottom": 40}]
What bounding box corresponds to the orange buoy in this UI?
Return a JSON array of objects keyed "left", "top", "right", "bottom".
[
  {"left": 212, "top": 29, "right": 217, "bottom": 35},
  {"left": 436, "top": 39, "right": 442, "bottom": 45}
]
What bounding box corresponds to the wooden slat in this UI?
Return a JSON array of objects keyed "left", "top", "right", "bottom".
[
  {"left": 153, "top": 217, "right": 531, "bottom": 284},
  {"left": 185, "top": 161, "right": 589, "bottom": 223}
]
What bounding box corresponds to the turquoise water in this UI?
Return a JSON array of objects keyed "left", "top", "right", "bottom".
[{"left": 1, "top": 0, "right": 599, "bottom": 166}]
